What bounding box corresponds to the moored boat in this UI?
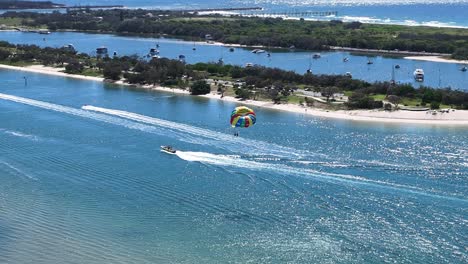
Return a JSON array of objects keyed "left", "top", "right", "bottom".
[{"left": 414, "top": 69, "right": 424, "bottom": 82}]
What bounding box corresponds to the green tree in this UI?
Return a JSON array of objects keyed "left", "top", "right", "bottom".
[
  {"left": 64, "top": 59, "right": 83, "bottom": 74},
  {"left": 190, "top": 80, "right": 211, "bottom": 95},
  {"left": 103, "top": 63, "right": 122, "bottom": 80}
]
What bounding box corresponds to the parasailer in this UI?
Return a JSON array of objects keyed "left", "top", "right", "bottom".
[{"left": 230, "top": 106, "right": 256, "bottom": 134}]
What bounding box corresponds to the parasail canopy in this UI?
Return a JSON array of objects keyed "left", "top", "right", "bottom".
[{"left": 230, "top": 106, "right": 256, "bottom": 128}]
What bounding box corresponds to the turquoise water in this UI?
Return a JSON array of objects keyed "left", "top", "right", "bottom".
[
  {"left": 5, "top": 0, "right": 467, "bottom": 28},
  {"left": 0, "top": 69, "right": 467, "bottom": 263},
  {"left": 1, "top": 31, "right": 468, "bottom": 90}
]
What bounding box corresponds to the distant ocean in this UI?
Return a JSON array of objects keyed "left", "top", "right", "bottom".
[{"left": 50, "top": 0, "right": 468, "bottom": 28}]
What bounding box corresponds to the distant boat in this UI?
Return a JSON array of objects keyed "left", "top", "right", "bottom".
[
  {"left": 252, "top": 49, "right": 266, "bottom": 54},
  {"left": 345, "top": 72, "right": 352, "bottom": 78},
  {"left": 461, "top": 66, "right": 467, "bottom": 72},
  {"left": 267, "top": 53, "right": 271, "bottom": 57},
  {"left": 178, "top": 54, "right": 186, "bottom": 61},
  {"left": 38, "top": 30, "right": 50, "bottom": 34},
  {"left": 306, "top": 69, "right": 312, "bottom": 74},
  {"left": 395, "top": 64, "right": 400, "bottom": 69},
  {"left": 229, "top": 47, "right": 235, "bottom": 52},
  {"left": 414, "top": 69, "right": 424, "bottom": 82},
  {"left": 245, "top": 63, "right": 254, "bottom": 68},
  {"left": 149, "top": 48, "right": 159, "bottom": 56},
  {"left": 96, "top": 46, "right": 108, "bottom": 57},
  {"left": 343, "top": 57, "right": 349, "bottom": 62},
  {"left": 289, "top": 45, "right": 296, "bottom": 50},
  {"left": 312, "top": 53, "right": 321, "bottom": 59},
  {"left": 62, "top": 44, "right": 75, "bottom": 52},
  {"left": 367, "top": 60, "right": 373, "bottom": 65}
]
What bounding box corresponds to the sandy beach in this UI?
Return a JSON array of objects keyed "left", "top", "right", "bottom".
[
  {"left": 1, "top": 63, "right": 468, "bottom": 126},
  {"left": 404, "top": 56, "right": 468, "bottom": 64}
]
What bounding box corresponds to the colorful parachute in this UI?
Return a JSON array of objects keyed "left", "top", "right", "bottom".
[{"left": 230, "top": 106, "right": 256, "bottom": 128}]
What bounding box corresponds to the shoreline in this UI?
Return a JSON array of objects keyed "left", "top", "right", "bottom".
[
  {"left": 1, "top": 63, "right": 468, "bottom": 126},
  {"left": 404, "top": 56, "right": 468, "bottom": 64},
  {"left": 3, "top": 29, "right": 468, "bottom": 64}
]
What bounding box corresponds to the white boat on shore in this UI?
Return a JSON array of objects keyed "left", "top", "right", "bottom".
[{"left": 414, "top": 69, "right": 424, "bottom": 82}]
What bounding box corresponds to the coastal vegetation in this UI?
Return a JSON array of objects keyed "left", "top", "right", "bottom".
[
  {"left": 2, "top": 9, "right": 468, "bottom": 59},
  {"left": 0, "top": 1, "right": 64, "bottom": 9},
  {"left": 1, "top": 41, "right": 467, "bottom": 110}
]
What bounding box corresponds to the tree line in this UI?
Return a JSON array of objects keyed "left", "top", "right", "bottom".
[
  {"left": 0, "top": 41, "right": 467, "bottom": 109},
  {"left": 2, "top": 9, "right": 468, "bottom": 58}
]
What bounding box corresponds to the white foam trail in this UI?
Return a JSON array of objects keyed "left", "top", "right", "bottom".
[
  {"left": 175, "top": 151, "right": 467, "bottom": 202},
  {"left": 2, "top": 130, "right": 40, "bottom": 141},
  {"left": 0, "top": 160, "right": 37, "bottom": 180},
  {"left": 81, "top": 105, "right": 410, "bottom": 169},
  {"left": 0, "top": 93, "right": 168, "bottom": 136},
  {"left": 82, "top": 105, "right": 305, "bottom": 158},
  {"left": 176, "top": 151, "right": 373, "bottom": 182},
  {"left": 1, "top": 94, "right": 463, "bottom": 201}
]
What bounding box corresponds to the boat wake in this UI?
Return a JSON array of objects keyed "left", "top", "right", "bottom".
[
  {"left": 0, "top": 159, "right": 37, "bottom": 180},
  {"left": 0, "top": 94, "right": 464, "bottom": 202},
  {"left": 0, "top": 93, "right": 174, "bottom": 137},
  {"left": 82, "top": 105, "right": 309, "bottom": 158},
  {"left": 174, "top": 151, "right": 466, "bottom": 202}
]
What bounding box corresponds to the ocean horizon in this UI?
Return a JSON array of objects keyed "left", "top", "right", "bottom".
[{"left": 14, "top": 0, "right": 468, "bottom": 28}]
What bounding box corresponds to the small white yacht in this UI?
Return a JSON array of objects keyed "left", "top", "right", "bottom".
[
  {"left": 413, "top": 69, "right": 424, "bottom": 82},
  {"left": 252, "top": 49, "right": 266, "bottom": 54}
]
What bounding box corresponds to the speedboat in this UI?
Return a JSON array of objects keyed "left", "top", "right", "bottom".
[
  {"left": 161, "top": 145, "right": 176, "bottom": 154},
  {"left": 413, "top": 69, "right": 424, "bottom": 82},
  {"left": 313, "top": 53, "right": 321, "bottom": 59}
]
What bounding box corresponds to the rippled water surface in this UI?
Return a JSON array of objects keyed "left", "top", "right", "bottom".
[{"left": 0, "top": 69, "right": 467, "bottom": 263}]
